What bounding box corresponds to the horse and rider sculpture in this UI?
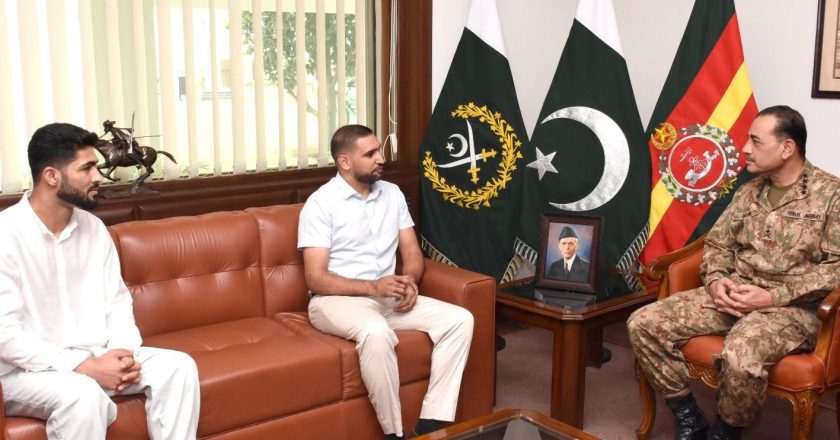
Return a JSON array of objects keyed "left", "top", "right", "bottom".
[{"left": 94, "top": 120, "right": 176, "bottom": 190}]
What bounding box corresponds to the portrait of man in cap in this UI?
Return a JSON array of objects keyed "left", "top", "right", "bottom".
[{"left": 546, "top": 225, "right": 591, "bottom": 282}]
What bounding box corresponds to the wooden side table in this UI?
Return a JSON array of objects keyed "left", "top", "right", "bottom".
[{"left": 496, "top": 279, "right": 656, "bottom": 428}]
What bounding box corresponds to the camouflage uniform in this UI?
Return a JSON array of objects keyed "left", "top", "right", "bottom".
[{"left": 628, "top": 161, "right": 840, "bottom": 427}]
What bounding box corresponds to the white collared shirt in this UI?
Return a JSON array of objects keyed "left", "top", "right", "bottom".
[
  {"left": 0, "top": 192, "right": 141, "bottom": 375},
  {"left": 298, "top": 173, "right": 414, "bottom": 283},
  {"left": 564, "top": 255, "right": 577, "bottom": 269}
]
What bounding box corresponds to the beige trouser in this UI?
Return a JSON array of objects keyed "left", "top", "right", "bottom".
[
  {"left": 1, "top": 347, "right": 201, "bottom": 440},
  {"left": 627, "top": 287, "right": 819, "bottom": 426},
  {"left": 308, "top": 294, "right": 474, "bottom": 436}
]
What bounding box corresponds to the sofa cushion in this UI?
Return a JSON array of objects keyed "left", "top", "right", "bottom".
[
  {"left": 247, "top": 204, "right": 311, "bottom": 315},
  {"left": 274, "top": 312, "right": 433, "bottom": 400},
  {"left": 110, "top": 211, "right": 265, "bottom": 337},
  {"left": 4, "top": 394, "right": 149, "bottom": 440},
  {"left": 143, "top": 317, "right": 344, "bottom": 437},
  {"left": 5, "top": 418, "right": 47, "bottom": 440},
  {"left": 103, "top": 396, "right": 149, "bottom": 439}
]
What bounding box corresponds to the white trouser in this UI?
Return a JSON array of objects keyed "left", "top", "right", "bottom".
[
  {"left": 1, "top": 346, "right": 200, "bottom": 440},
  {"left": 308, "top": 294, "right": 474, "bottom": 437}
]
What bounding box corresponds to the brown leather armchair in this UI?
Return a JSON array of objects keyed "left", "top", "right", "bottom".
[{"left": 635, "top": 236, "right": 840, "bottom": 440}]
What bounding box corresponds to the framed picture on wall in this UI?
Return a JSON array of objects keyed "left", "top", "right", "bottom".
[
  {"left": 812, "top": 0, "right": 840, "bottom": 98},
  {"left": 534, "top": 214, "right": 602, "bottom": 293}
]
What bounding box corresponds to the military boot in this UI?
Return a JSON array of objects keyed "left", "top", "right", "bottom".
[
  {"left": 706, "top": 416, "right": 742, "bottom": 440},
  {"left": 665, "top": 393, "right": 708, "bottom": 440}
]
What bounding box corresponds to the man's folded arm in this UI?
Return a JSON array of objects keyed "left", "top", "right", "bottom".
[
  {"left": 302, "top": 247, "right": 375, "bottom": 296},
  {"left": 701, "top": 198, "right": 742, "bottom": 291}
]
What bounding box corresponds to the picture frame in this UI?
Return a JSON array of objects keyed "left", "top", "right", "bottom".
[
  {"left": 534, "top": 214, "right": 602, "bottom": 294},
  {"left": 812, "top": 0, "right": 840, "bottom": 98}
]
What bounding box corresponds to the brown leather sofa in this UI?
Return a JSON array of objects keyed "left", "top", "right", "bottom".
[{"left": 0, "top": 203, "right": 496, "bottom": 439}]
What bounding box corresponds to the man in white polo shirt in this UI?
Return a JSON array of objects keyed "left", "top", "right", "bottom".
[
  {"left": 0, "top": 123, "right": 200, "bottom": 439},
  {"left": 298, "top": 125, "right": 474, "bottom": 440}
]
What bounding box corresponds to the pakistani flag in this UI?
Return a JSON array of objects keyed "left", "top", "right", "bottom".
[
  {"left": 513, "top": 0, "right": 650, "bottom": 293},
  {"left": 420, "top": 0, "right": 528, "bottom": 282}
]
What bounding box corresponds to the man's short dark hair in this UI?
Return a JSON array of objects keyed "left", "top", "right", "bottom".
[
  {"left": 28, "top": 123, "right": 99, "bottom": 184},
  {"left": 330, "top": 124, "right": 374, "bottom": 160},
  {"left": 757, "top": 105, "right": 807, "bottom": 158}
]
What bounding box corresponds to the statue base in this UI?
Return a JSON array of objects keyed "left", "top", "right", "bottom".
[{"left": 100, "top": 184, "right": 158, "bottom": 199}]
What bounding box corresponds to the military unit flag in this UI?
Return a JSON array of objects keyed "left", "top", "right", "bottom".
[
  {"left": 419, "top": 0, "right": 529, "bottom": 281},
  {"left": 640, "top": 0, "right": 758, "bottom": 265},
  {"left": 511, "top": 0, "right": 650, "bottom": 292}
]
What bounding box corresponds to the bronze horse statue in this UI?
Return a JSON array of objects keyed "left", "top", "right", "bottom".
[
  {"left": 94, "top": 120, "right": 177, "bottom": 188},
  {"left": 94, "top": 139, "right": 177, "bottom": 187}
]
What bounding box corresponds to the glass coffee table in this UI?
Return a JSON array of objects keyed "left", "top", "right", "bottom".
[{"left": 413, "top": 408, "right": 599, "bottom": 439}]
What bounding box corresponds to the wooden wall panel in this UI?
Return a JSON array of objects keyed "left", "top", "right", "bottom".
[
  {"left": 0, "top": 164, "right": 420, "bottom": 225},
  {"left": 394, "top": 0, "right": 432, "bottom": 166}
]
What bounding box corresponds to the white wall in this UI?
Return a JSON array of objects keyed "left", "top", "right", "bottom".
[{"left": 432, "top": 0, "right": 840, "bottom": 176}]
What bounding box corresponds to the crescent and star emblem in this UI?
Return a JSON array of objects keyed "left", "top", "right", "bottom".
[
  {"left": 446, "top": 133, "right": 469, "bottom": 157},
  {"left": 530, "top": 106, "right": 630, "bottom": 212},
  {"left": 423, "top": 102, "right": 524, "bottom": 210},
  {"left": 526, "top": 147, "right": 557, "bottom": 180},
  {"left": 438, "top": 120, "right": 498, "bottom": 184}
]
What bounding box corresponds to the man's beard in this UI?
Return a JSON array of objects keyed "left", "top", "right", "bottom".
[
  {"left": 355, "top": 170, "right": 382, "bottom": 185},
  {"left": 57, "top": 179, "right": 99, "bottom": 210}
]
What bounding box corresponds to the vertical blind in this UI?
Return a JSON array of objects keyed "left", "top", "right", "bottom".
[{"left": 0, "top": 0, "right": 373, "bottom": 194}]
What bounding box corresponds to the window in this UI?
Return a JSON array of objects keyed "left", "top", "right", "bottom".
[{"left": 0, "top": 0, "right": 374, "bottom": 194}]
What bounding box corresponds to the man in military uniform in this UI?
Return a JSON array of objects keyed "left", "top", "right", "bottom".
[
  {"left": 627, "top": 106, "right": 840, "bottom": 440},
  {"left": 547, "top": 226, "right": 590, "bottom": 282}
]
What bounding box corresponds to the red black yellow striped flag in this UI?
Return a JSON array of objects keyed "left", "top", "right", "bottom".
[{"left": 640, "top": 0, "right": 758, "bottom": 265}]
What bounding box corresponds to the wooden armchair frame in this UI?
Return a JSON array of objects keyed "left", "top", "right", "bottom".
[{"left": 635, "top": 236, "right": 840, "bottom": 440}]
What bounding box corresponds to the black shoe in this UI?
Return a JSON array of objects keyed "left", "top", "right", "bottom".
[
  {"left": 495, "top": 334, "right": 506, "bottom": 351},
  {"left": 601, "top": 347, "right": 612, "bottom": 364},
  {"left": 383, "top": 434, "right": 404, "bottom": 440},
  {"left": 412, "top": 418, "right": 442, "bottom": 436},
  {"left": 707, "top": 416, "right": 742, "bottom": 440},
  {"left": 665, "top": 394, "right": 708, "bottom": 440}
]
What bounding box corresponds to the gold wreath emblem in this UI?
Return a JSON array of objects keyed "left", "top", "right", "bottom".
[
  {"left": 650, "top": 122, "right": 677, "bottom": 151},
  {"left": 423, "top": 103, "right": 524, "bottom": 210}
]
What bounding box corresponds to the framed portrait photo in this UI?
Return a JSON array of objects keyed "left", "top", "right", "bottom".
[
  {"left": 812, "top": 0, "right": 840, "bottom": 98},
  {"left": 535, "top": 214, "right": 602, "bottom": 293}
]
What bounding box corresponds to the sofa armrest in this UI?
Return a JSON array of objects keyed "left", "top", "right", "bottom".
[
  {"left": 0, "top": 381, "right": 6, "bottom": 440},
  {"left": 815, "top": 287, "right": 840, "bottom": 385},
  {"left": 645, "top": 235, "right": 706, "bottom": 300},
  {"left": 419, "top": 259, "right": 492, "bottom": 306},
  {"left": 418, "top": 259, "right": 495, "bottom": 421}
]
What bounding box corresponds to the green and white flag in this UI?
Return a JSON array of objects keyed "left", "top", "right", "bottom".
[
  {"left": 513, "top": 0, "right": 650, "bottom": 292},
  {"left": 420, "top": 0, "right": 528, "bottom": 282}
]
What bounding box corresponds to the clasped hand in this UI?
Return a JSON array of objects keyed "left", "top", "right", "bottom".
[
  {"left": 372, "top": 274, "right": 418, "bottom": 313},
  {"left": 709, "top": 278, "right": 773, "bottom": 317},
  {"left": 74, "top": 349, "right": 142, "bottom": 392}
]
